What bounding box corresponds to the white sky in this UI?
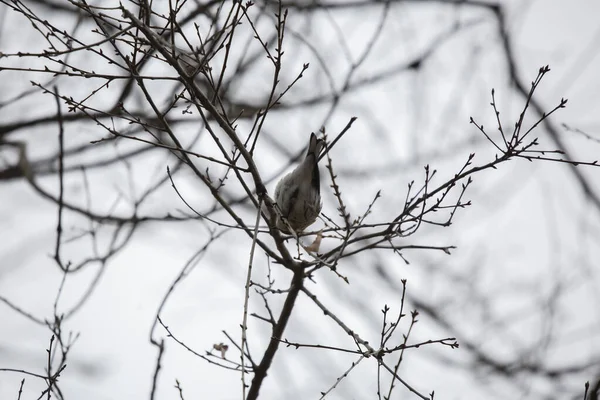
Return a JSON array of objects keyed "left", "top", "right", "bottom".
[{"left": 1, "top": 0, "right": 600, "bottom": 399}]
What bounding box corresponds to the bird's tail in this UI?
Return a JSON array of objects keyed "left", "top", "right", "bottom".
[
  {"left": 307, "top": 133, "right": 325, "bottom": 161},
  {"left": 305, "top": 133, "right": 324, "bottom": 194}
]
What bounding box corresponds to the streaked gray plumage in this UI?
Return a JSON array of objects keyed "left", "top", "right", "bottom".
[{"left": 273, "top": 133, "right": 324, "bottom": 233}]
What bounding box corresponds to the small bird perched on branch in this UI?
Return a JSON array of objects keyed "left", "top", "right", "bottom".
[{"left": 269, "top": 133, "right": 325, "bottom": 233}]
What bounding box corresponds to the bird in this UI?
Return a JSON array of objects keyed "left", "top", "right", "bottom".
[{"left": 271, "top": 133, "right": 325, "bottom": 233}]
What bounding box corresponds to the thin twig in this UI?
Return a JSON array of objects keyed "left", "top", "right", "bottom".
[{"left": 241, "top": 198, "right": 263, "bottom": 397}]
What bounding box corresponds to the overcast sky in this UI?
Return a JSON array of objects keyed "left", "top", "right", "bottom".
[{"left": 1, "top": 0, "right": 600, "bottom": 399}]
